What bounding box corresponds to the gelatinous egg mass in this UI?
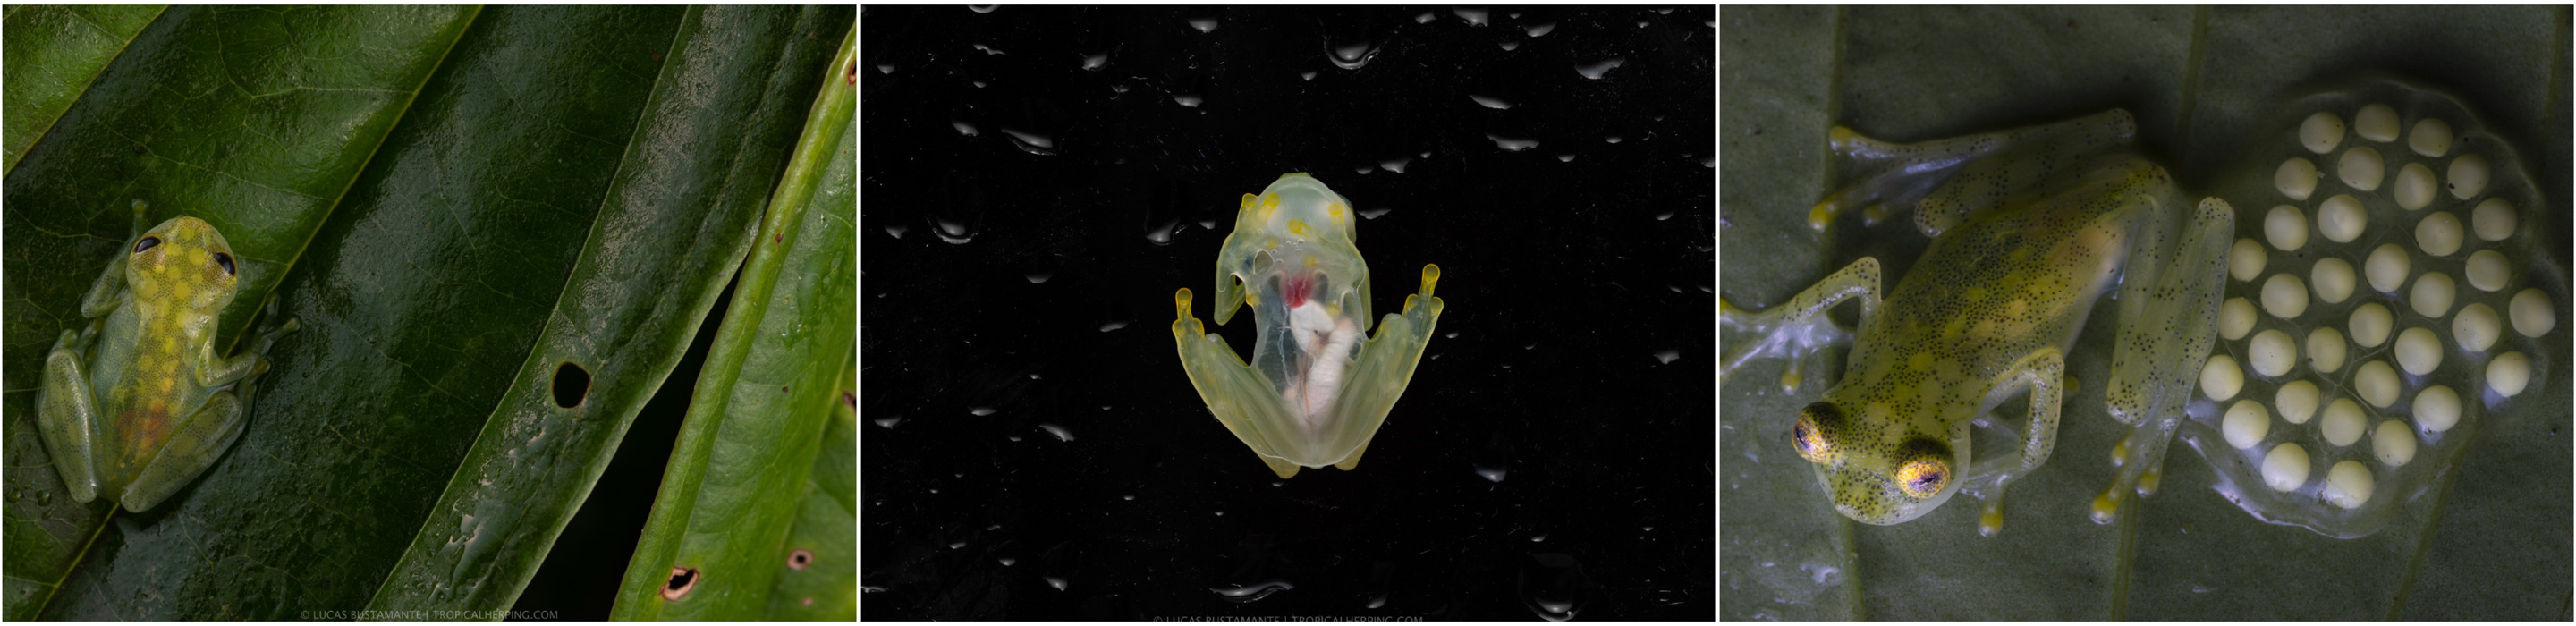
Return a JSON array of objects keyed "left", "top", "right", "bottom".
[{"left": 2183, "top": 82, "right": 2557, "bottom": 539}]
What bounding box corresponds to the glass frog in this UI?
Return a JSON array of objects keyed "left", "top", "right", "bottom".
[
  {"left": 1172, "top": 173, "right": 1445, "bottom": 478},
  {"left": 1721, "top": 110, "right": 2235, "bottom": 535},
  {"left": 35, "top": 200, "right": 298, "bottom": 512}
]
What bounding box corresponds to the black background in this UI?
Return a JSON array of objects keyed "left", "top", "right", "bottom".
[{"left": 858, "top": 5, "right": 1713, "bottom": 619}]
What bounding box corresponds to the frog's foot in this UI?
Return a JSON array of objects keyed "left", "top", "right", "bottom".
[
  {"left": 2091, "top": 411, "right": 2183, "bottom": 524},
  {"left": 1720, "top": 258, "right": 1882, "bottom": 393}
]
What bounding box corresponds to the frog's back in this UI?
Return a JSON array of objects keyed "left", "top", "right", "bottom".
[{"left": 1852, "top": 154, "right": 2170, "bottom": 383}]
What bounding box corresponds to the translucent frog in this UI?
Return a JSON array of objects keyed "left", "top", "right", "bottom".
[
  {"left": 35, "top": 201, "right": 298, "bottom": 512},
  {"left": 1722, "top": 110, "right": 2235, "bottom": 535},
  {"left": 1172, "top": 173, "right": 1445, "bottom": 478}
]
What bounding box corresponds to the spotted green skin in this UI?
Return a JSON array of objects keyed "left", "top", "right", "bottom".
[
  {"left": 35, "top": 202, "right": 296, "bottom": 512},
  {"left": 1723, "top": 110, "right": 2234, "bottom": 533}
]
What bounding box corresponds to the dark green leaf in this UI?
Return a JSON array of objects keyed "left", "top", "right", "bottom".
[{"left": 1, "top": 4, "right": 164, "bottom": 174}]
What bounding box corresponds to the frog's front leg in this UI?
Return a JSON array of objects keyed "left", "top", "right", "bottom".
[
  {"left": 1719, "top": 257, "right": 1880, "bottom": 392},
  {"left": 37, "top": 329, "right": 105, "bottom": 503},
  {"left": 2095, "top": 198, "right": 2235, "bottom": 523},
  {"left": 1966, "top": 348, "right": 2066, "bottom": 537}
]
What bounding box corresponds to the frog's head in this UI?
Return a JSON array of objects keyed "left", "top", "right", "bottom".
[
  {"left": 1792, "top": 399, "right": 1967, "bottom": 525},
  {"left": 126, "top": 216, "right": 242, "bottom": 307}
]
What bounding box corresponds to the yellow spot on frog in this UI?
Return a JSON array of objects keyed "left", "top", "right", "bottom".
[{"left": 1287, "top": 219, "right": 1308, "bottom": 235}]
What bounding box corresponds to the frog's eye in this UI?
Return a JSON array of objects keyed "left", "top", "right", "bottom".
[
  {"left": 132, "top": 236, "right": 161, "bottom": 254},
  {"left": 1792, "top": 402, "right": 1843, "bottom": 463},
  {"left": 212, "top": 251, "right": 235, "bottom": 275},
  {"left": 1894, "top": 441, "right": 1953, "bottom": 499}
]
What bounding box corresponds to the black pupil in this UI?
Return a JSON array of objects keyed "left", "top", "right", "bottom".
[
  {"left": 214, "top": 252, "right": 234, "bottom": 275},
  {"left": 1914, "top": 470, "right": 1941, "bottom": 488},
  {"left": 133, "top": 237, "right": 160, "bottom": 253},
  {"left": 1792, "top": 422, "right": 1811, "bottom": 452}
]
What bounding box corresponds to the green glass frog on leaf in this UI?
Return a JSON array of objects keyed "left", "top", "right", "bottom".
[
  {"left": 36, "top": 200, "right": 297, "bottom": 512},
  {"left": 1723, "top": 111, "right": 2233, "bottom": 536}
]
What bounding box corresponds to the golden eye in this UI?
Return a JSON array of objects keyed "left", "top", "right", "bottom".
[
  {"left": 1895, "top": 455, "right": 1951, "bottom": 498},
  {"left": 1792, "top": 402, "right": 1842, "bottom": 462}
]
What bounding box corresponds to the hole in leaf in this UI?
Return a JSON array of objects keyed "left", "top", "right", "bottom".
[
  {"left": 554, "top": 362, "right": 590, "bottom": 409},
  {"left": 663, "top": 567, "right": 698, "bottom": 600},
  {"left": 789, "top": 548, "right": 814, "bottom": 571}
]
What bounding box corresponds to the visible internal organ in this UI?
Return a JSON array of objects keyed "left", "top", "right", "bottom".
[{"left": 1279, "top": 272, "right": 1359, "bottom": 432}]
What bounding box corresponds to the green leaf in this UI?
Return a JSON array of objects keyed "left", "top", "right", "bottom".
[
  {"left": 766, "top": 354, "right": 857, "bottom": 620},
  {"left": 611, "top": 25, "right": 854, "bottom": 620},
  {"left": 3, "top": 5, "right": 852, "bottom": 618},
  {"left": 1, "top": 5, "right": 164, "bottom": 175}
]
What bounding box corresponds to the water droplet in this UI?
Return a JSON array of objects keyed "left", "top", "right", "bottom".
[
  {"left": 1574, "top": 58, "right": 1626, "bottom": 80},
  {"left": 1326, "top": 39, "right": 1380, "bottom": 70},
  {"left": 998, "top": 128, "right": 1057, "bottom": 156},
  {"left": 1209, "top": 580, "right": 1293, "bottom": 603},
  {"left": 1518, "top": 554, "right": 1592, "bottom": 621},
  {"left": 1487, "top": 134, "right": 1539, "bottom": 151}
]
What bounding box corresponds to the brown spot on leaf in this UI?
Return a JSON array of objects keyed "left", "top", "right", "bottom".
[
  {"left": 663, "top": 567, "right": 699, "bottom": 600},
  {"left": 788, "top": 547, "right": 814, "bottom": 570}
]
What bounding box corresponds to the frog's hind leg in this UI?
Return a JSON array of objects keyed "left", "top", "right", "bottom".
[
  {"left": 37, "top": 330, "right": 105, "bottom": 503},
  {"left": 2095, "top": 197, "right": 2235, "bottom": 523},
  {"left": 118, "top": 391, "right": 248, "bottom": 512},
  {"left": 1174, "top": 288, "right": 1310, "bottom": 478},
  {"left": 1963, "top": 347, "right": 2067, "bottom": 537},
  {"left": 1720, "top": 258, "right": 1880, "bottom": 393},
  {"left": 1813, "top": 110, "right": 2140, "bottom": 237}
]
